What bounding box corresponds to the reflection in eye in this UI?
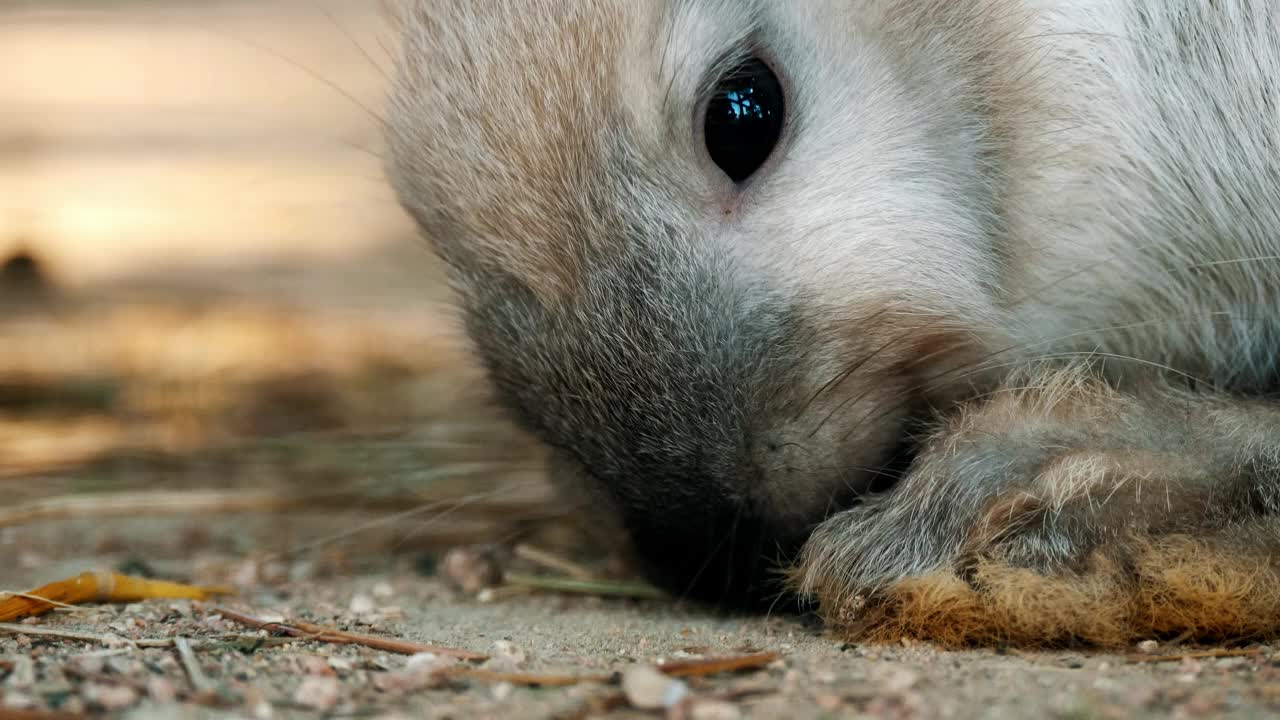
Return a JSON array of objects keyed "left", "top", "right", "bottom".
[{"left": 704, "top": 57, "right": 785, "bottom": 184}]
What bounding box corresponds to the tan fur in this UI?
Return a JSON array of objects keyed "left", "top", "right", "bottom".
[
  {"left": 387, "top": 0, "right": 650, "bottom": 303},
  {"left": 811, "top": 532, "right": 1280, "bottom": 649},
  {"left": 791, "top": 366, "right": 1280, "bottom": 647}
]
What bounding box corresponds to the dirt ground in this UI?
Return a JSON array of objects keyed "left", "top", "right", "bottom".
[
  {"left": 4, "top": 2, "right": 1280, "bottom": 719},
  {"left": 4, "top": 525, "right": 1280, "bottom": 720}
]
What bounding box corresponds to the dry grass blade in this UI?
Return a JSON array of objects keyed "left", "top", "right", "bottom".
[
  {"left": 502, "top": 573, "right": 666, "bottom": 600},
  {"left": 174, "top": 637, "right": 215, "bottom": 694},
  {"left": 1125, "top": 647, "right": 1265, "bottom": 664},
  {"left": 0, "top": 489, "right": 553, "bottom": 529},
  {"left": 210, "top": 606, "right": 489, "bottom": 660},
  {"left": 0, "top": 572, "right": 233, "bottom": 622},
  {"left": 513, "top": 544, "right": 595, "bottom": 581},
  {"left": 0, "top": 622, "right": 161, "bottom": 648},
  {"left": 0, "top": 623, "right": 291, "bottom": 651}
]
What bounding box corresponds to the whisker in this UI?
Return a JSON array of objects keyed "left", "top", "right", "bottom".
[
  {"left": 272, "top": 489, "right": 502, "bottom": 559},
  {"left": 308, "top": 0, "right": 389, "bottom": 80},
  {"left": 187, "top": 20, "right": 389, "bottom": 131},
  {"left": 792, "top": 306, "right": 898, "bottom": 422},
  {"left": 677, "top": 508, "right": 738, "bottom": 604}
]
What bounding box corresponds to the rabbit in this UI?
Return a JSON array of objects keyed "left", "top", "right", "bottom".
[{"left": 383, "top": 0, "right": 1280, "bottom": 645}]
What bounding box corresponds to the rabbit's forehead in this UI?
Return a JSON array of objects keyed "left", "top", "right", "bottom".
[
  {"left": 387, "top": 1, "right": 645, "bottom": 301},
  {"left": 387, "top": 0, "right": 765, "bottom": 304}
]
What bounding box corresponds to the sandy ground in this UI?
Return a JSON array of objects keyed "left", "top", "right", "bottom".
[
  {"left": 4, "top": 534, "right": 1280, "bottom": 720},
  {"left": 4, "top": 2, "right": 1280, "bottom": 718}
]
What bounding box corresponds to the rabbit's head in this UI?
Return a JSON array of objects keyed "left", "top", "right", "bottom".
[{"left": 387, "top": 0, "right": 1025, "bottom": 605}]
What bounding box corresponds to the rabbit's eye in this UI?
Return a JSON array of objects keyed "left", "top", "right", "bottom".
[{"left": 704, "top": 57, "right": 785, "bottom": 184}]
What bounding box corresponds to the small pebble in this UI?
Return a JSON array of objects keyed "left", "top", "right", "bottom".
[
  {"left": 690, "top": 700, "right": 743, "bottom": 720},
  {"left": 1, "top": 692, "right": 36, "bottom": 710},
  {"left": 780, "top": 669, "right": 803, "bottom": 692},
  {"left": 879, "top": 667, "right": 921, "bottom": 693},
  {"left": 260, "top": 561, "right": 290, "bottom": 584},
  {"left": 1136, "top": 640, "right": 1160, "bottom": 654},
  {"left": 289, "top": 560, "right": 317, "bottom": 582},
  {"left": 374, "top": 653, "right": 456, "bottom": 693},
  {"left": 405, "top": 653, "right": 457, "bottom": 674},
  {"left": 491, "top": 640, "right": 527, "bottom": 666},
  {"left": 372, "top": 581, "right": 395, "bottom": 599},
  {"left": 374, "top": 668, "right": 451, "bottom": 693},
  {"left": 815, "top": 693, "right": 845, "bottom": 711},
  {"left": 349, "top": 593, "right": 376, "bottom": 615},
  {"left": 748, "top": 696, "right": 792, "bottom": 717},
  {"left": 82, "top": 682, "right": 140, "bottom": 711},
  {"left": 106, "top": 656, "right": 143, "bottom": 676},
  {"left": 293, "top": 675, "right": 341, "bottom": 711},
  {"left": 442, "top": 546, "right": 504, "bottom": 594},
  {"left": 72, "top": 655, "right": 107, "bottom": 676},
  {"left": 300, "top": 655, "right": 335, "bottom": 676},
  {"left": 232, "top": 559, "right": 261, "bottom": 587},
  {"left": 250, "top": 698, "right": 275, "bottom": 720},
  {"left": 480, "top": 656, "right": 521, "bottom": 674},
  {"left": 491, "top": 681, "right": 515, "bottom": 701},
  {"left": 146, "top": 677, "right": 178, "bottom": 704},
  {"left": 1178, "top": 658, "right": 1204, "bottom": 675},
  {"left": 621, "top": 665, "right": 688, "bottom": 710}
]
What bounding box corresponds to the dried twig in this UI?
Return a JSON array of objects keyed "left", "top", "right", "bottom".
[
  {"left": 0, "top": 708, "right": 90, "bottom": 720},
  {"left": 447, "top": 651, "right": 782, "bottom": 689},
  {"left": 1125, "top": 647, "right": 1264, "bottom": 664},
  {"left": 447, "top": 668, "right": 614, "bottom": 687},
  {"left": 657, "top": 652, "right": 781, "bottom": 678},
  {"left": 210, "top": 606, "right": 489, "bottom": 661}
]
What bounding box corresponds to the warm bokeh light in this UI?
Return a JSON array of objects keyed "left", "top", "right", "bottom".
[
  {"left": 0, "top": 0, "right": 416, "bottom": 287},
  {"left": 0, "top": 1, "right": 525, "bottom": 503}
]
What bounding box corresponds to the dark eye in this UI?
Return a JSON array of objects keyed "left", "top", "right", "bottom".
[{"left": 704, "top": 57, "right": 785, "bottom": 184}]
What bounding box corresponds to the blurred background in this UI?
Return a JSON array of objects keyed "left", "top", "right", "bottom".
[
  {"left": 0, "top": 0, "right": 560, "bottom": 586},
  {"left": 2, "top": 0, "right": 418, "bottom": 294}
]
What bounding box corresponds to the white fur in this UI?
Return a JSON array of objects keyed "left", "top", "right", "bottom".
[{"left": 655, "top": 0, "right": 1280, "bottom": 390}]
